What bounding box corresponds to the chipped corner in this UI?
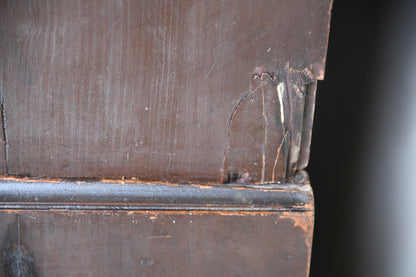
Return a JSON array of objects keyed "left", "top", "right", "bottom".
[{"left": 222, "top": 62, "right": 321, "bottom": 185}]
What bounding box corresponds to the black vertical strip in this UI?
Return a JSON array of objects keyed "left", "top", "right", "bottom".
[{"left": 0, "top": 77, "right": 8, "bottom": 175}]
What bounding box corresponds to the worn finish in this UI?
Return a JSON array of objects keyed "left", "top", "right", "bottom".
[
  {"left": 0, "top": 176, "right": 312, "bottom": 211},
  {"left": 3, "top": 244, "right": 36, "bottom": 277},
  {"left": 223, "top": 66, "right": 318, "bottom": 183},
  {"left": 0, "top": 210, "right": 314, "bottom": 277},
  {"left": 0, "top": 1, "right": 333, "bottom": 275},
  {"left": 0, "top": 176, "right": 314, "bottom": 276},
  {"left": 0, "top": 0, "right": 332, "bottom": 183}
]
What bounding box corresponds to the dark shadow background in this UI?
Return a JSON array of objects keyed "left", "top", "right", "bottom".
[
  {"left": 308, "top": 0, "right": 380, "bottom": 276},
  {"left": 308, "top": 0, "right": 416, "bottom": 276}
]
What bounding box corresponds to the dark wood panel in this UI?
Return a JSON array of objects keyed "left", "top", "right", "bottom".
[
  {"left": 0, "top": 0, "right": 332, "bottom": 183},
  {"left": 0, "top": 210, "right": 313, "bottom": 277},
  {"left": 0, "top": 175, "right": 314, "bottom": 276}
]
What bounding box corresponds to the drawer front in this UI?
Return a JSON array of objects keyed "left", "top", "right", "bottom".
[
  {"left": 1, "top": 210, "right": 313, "bottom": 277},
  {"left": 0, "top": 177, "right": 313, "bottom": 276}
]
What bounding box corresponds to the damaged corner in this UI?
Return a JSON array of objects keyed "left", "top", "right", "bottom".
[
  {"left": 222, "top": 64, "right": 319, "bottom": 184},
  {"left": 296, "top": 81, "right": 317, "bottom": 170}
]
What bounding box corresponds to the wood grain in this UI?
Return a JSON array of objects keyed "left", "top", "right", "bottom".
[
  {"left": 0, "top": 0, "right": 332, "bottom": 183},
  {"left": 0, "top": 210, "right": 314, "bottom": 277}
]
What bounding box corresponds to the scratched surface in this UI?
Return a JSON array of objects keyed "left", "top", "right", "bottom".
[
  {"left": 0, "top": 0, "right": 332, "bottom": 183},
  {"left": 0, "top": 210, "right": 314, "bottom": 277}
]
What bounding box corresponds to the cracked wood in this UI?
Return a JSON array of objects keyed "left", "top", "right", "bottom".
[
  {"left": 223, "top": 66, "right": 317, "bottom": 184},
  {"left": 0, "top": 0, "right": 332, "bottom": 183}
]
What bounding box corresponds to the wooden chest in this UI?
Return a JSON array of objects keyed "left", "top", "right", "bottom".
[{"left": 0, "top": 1, "right": 332, "bottom": 276}]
